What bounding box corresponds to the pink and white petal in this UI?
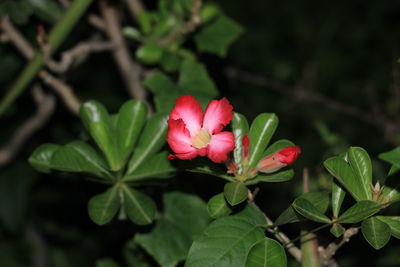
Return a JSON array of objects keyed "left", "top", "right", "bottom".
[
  {"left": 207, "top": 131, "right": 235, "bottom": 163},
  {"left": 169, "top": 95, "right": 203, "bottom": 136},
  {"left": 203, "top": 97, "right": 233, "bottom": 134},
  {"left": 167, "top": 119, "right": 196, "bottom": 154}
]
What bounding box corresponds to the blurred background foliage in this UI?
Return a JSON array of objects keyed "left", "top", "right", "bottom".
[{"left": 1, "top": 0, "right": 400, "bottom": 266}]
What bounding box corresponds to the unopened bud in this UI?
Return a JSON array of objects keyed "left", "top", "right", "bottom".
[
  {"left": 242, "top": 134, "right": 250, "bottom": 159},
  {"left": 257, "top": 146, "right": 301, "bottom": 173}
]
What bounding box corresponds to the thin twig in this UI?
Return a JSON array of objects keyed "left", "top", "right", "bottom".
[
  {"left": 0, "top": 86, "right": 56, "bottom": 167},
  {"left": 225, "top": 67, "right": 400, "bottom": 144},
  {"left": 319, "top": 227, "right": 359, "bottom": 267},
  {"left": 1, "top": 17, "right": 35, "bottom": 58},
  {"left": 124, "top": 0, "right": 146, "bottom": 21},
  {"left": 157, "top": 0, "right": 202, "bottom": 46},
  {"left": 99, "top": 0, "right": 147, "bottom": 102},
  {"left": 303, "top": 168, "right": 310, "bottom": 193},
  {"left": 88, "top": 14, "right": 106, "bottom": 31},
  {"left": 46, "top": 41, "right": 114, "bottom": 73}
]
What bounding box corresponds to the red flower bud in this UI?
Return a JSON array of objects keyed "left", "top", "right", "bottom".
[
  {"left": 257, "top": 146, "right": 301, "bottom": 173},
  {"left": 242, "top": 134, "right": 250, "bottom": 159}
]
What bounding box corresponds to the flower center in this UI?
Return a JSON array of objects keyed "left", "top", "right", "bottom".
[{"left": 192, "top": 129, "right": 211, "bottom": 149}]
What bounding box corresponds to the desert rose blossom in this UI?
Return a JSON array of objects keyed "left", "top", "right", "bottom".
[
  {"left": 167, "top": 95, "right": 235, "bottom": 163},
  {"left": 257, "top": 146, "right": 301, "bottom": 173}
]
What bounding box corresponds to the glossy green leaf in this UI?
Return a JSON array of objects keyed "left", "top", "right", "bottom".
[
  {"left": 117, "top": 100, "right": 148, "bottom": 162},
  {"left": 376, "top": 216, "right": 400, "bottom": 239},
  {"left": 28, "top": 143, "right": 60, "bottom": 173},
  {"left": 362, "top": 217, "right": 391, "bottom": 250},
  {"left": 324, "top": 155, "right": 370, "bottom": 201},
  {"left": 248, "top": 113, "right": 279, "bottom": 169},
  {"left": 379, "top": 146, "right": 400, "bottom": 168},
  {"left": 178, "top": 59, "right": 218, "bottom": 105},
  {"left": 330, "top": 223, "right": 345, "bottom": 238},
  {"left": 135, "top": 192, "right": 209, "bottom": 267},
  {"left": 388, "top": 164, "right": 400, "bottom": 176},
  {"left": 88, "top": 185, "right": 120, "bottom": 225},
  {"left": 381, "top": 186, "right": 400, "bottom": 202},
  {"left": 245, "top": 238, "right": 287, "bottom": 267},
  {"left": 207, "top": 193, "right": 232, "bottom": 219},
  {"left": 51, "top": 141, "right": 111, "bottom": 179},
  {"left": 224, "top": 182, "right": 248, "bottom": 206},
  {"left": 185, "top": 205, "right": 265, "bottom": 267},
  {"left": 292, "top": 198, "right": 331, "bottom": 223},
  {"left": 127, "top": 113, "right": 168, "bottom": 174},
  {"left": 246, "top": 169, "right": 294, "bottom": 185},
  {"left": 275, "top": 192, "right": 330, "bottom": 226},
  {"left": 338, "top": 200, "right": 380, "bottom": 223},
  {"left": 123, "top": 152, "right": 175, "bottom": 182},
  {"left": 122, "top": 186, "right": 156, "bottom": 225},
  {"left": 232, "top": 112, "right": 249, "bottom": 172},
  {"left": 347, "top": 147, "right": 373, "bottom": 199},
  {"left": 194, "top": 15, "right": 244, "bottom": 57},
  {"left": 262, "top": 139, "right": 295, "bottom": 158},
  {"left": 200, "top": 3, "right": 220, "bottom": 23},
  {"left": 332, "top": 181, "right": 346, "bottom": 218},
  {"left": 136, "top": 44, "right": 164, "bottom": 64},
  {"left": 80, "top": 101, "right": 120, "bottom": 171}
]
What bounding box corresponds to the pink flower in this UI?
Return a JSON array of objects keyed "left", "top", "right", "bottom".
[
  {"left": 257, "top": 146, "right": 301, "bottom": 173},
  {"left": 167, "top": 95, "right": 235, "bottom": 163}
]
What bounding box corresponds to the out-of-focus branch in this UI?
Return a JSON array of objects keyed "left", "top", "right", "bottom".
[
  {"left": 99, "top": 0, "right": 147, "bottom": 101},
  {"left": 46, "top": 41, "right": 114, "bottom": 73},
  {"left": 1, "top": 17, "right": 81, "bottom": 115},
  {"left": 319, "top": 227, "right": 359, "bottom": 267},
  {"left": 0, "top": 86, "right": 56, "bottom": 167},
  {"left": 226, "top": 67, "right": 400, "bottom": 144},
  {"left": 157, "top": 0, "right": 202, "bottom": 46},
  {"left": 248, "top": 189, "right": 302, "bottom": 262},
  {"left": 124, "top": 0, "right": 146, "bottom": 21}
]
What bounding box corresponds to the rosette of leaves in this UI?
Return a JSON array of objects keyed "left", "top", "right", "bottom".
[
  {"left": 29, "top": 100, "right": 175, "bottom": 226},
  {"left": 274, "top": 147, "right": 400, "bottom": 250}
]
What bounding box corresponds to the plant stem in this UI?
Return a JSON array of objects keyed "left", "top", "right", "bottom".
[
  {"left": 301, "top": 230, "right": 321, "bottom": 267},
  {"left": 0, "top": 0, "right": 93, "bottom": 116}
]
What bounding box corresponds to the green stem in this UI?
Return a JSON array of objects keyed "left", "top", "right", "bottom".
[
  {"left": 301, "top": 230, "right": 321, "bottom": 267},
  {"left": 0, "top": 0, "right": 93, "bottom": 116}
]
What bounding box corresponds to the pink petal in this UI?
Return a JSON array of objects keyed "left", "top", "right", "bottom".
[
  {"left": 169, "top": 95, "right": 203, "bottom": 136},
  {"left": 207, "top": 131, "right": 235, "bottom": 163},
  {"left": 167, "top": 119, "right": 195, "bottom": 154},
  {"left": 203, "top": 97, "right": 233, "bottom": 134}
]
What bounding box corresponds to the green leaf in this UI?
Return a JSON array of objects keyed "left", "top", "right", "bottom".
[
  {"left": 379, "top": 146, "right": 400, "bottom": 168},
  {"left": 275, "top": 192, "right": 330, "bottom": 226},
  {"left": 127, "top": 113, "right": 168, "bottom": 174},
  {"left": 338, "top": 200, "right": 380, "bottom": 223},
  {"left": 361, "top": 217, "right": 391, "bottom": 250},
  {"left": 27, "top": 0, "right": 62, "bottom": 23},
  {"left": 376, "top": 216, "right": 400, "bottom": 239},
  {"left": 332, "top": 181, "right": 346, "bottom": 218},
  {"left": 137, "top": 11, "right": 153, "bottom": 34},
  {"left": 28, "top": 143, "right": 60, "bottom": 173},
  {"left": 135, "top": 192, "right": 210, "bottom": 267},
  {"left": 224, "top": 182, "right": 248, "bottom": 206},
  {"left": 123, "top": 152, "right": 175, "bottom": 182},
  {"left": 347, "top": 147, "right": 373, "bottom": 199},
  {"left": 194, "top": 15, "right": 244, "bottom": 57},
  {"left": 185, "top": 205, "right": 265, "bottom": 267},
  {"left": 178, "top": 58, "right": 218, "bottom": 105},
  {"left": 207, "top": 193, "right": 232, "bottom": 219},
  {"left": 88, "top": 185, "right": 120, "bottom": 225},
  {"left": 330, "top": 223, "right": 345, "bottom": 238},
  {"left": 388, "top": 164, "right": 400, "bottom": 176},
  {"left": 248, "top": 113, "right": 279, "bottom": 169},
  {"left": 117, "top": 100, "right": 148, "bottom": 162},
  {"left": 122, "top": 186, "right": 156, "bottom": 225},
  {"left": 51, "top": 141, "right": 111, "bottom": 179},
  {"left": 245, "top": 238, "right": 287, "bottom": 267},
  {"left": 292, "top": 198, "right": 331, "bottom": 223},
  {"left": 144, "top": 72, "right": 179, "bottom": 113},
  {"left": 80, "top": 101, "right": 121, "bottom": 171},
  {"left": 136, "top": 44, "right": 164, "bottom": 64},
  {"left": 232, "top": 112, "right": 249, "bottom": 172},
  {"left": 324, "top": 155, "right": 370, "bottom": 201},
  {"left": 180, "top": 158, "right": 234, "bottom": 182},
  {"left": 246, "top": 169, "right": 294, "bottom": 185},
  {"left": 262, "top": 139, "right": 295, "bottom": 158},
  {"left": 200, "top": 4, "right": 220, "bottom": 23}
]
